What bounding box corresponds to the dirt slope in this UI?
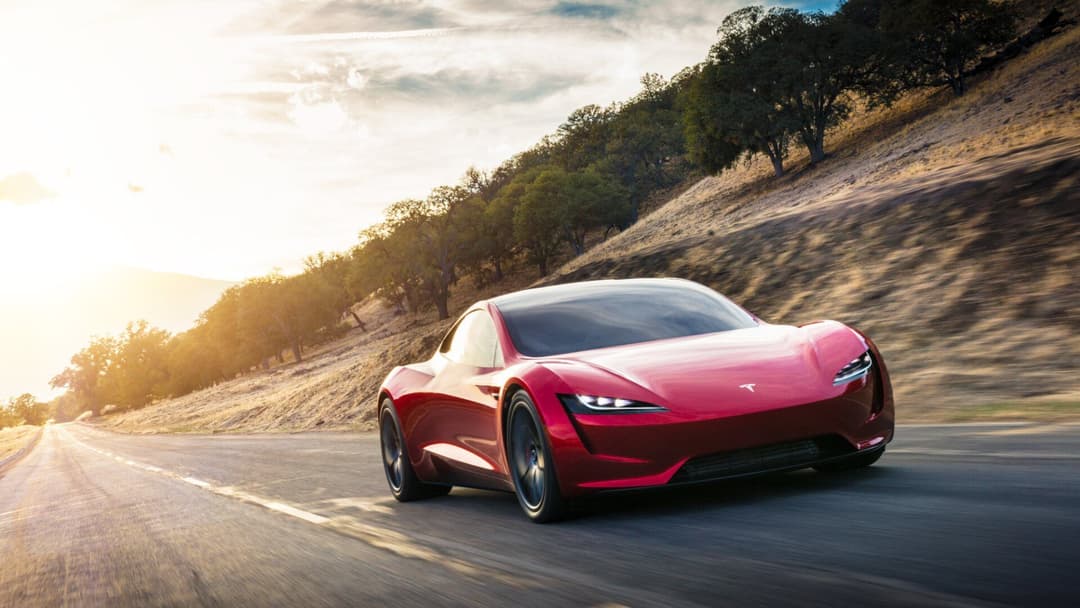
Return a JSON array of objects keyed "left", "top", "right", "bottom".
[{"left": 101, "top": 23, "right": 1080, "bottom": 432}]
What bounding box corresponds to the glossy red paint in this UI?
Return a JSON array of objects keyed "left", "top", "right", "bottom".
[{"left": 379, "top": 279, "right": 895, "bottom": 499}]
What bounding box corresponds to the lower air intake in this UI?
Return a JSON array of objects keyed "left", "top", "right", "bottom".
[{"left": 670, "top": 435, "right": 855, "bottom": 484}]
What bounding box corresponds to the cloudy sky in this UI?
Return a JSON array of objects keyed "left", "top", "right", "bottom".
[{"left": 0, "top": 0, "right": 832, "bottom": 284}]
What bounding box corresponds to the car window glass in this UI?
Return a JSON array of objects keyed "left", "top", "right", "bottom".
[
  {"left": 443, "top": 311, "right": 501, "bottom": 368},
  {"left": 497, "top": 283, "right": 757, "bottom": 357}
]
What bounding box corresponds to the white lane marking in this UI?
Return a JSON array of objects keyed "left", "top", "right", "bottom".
[
  {"left": 56, "top": 427, "right": 349, "bottom": 533},
  {"left": 318, "top": 496, "right": 394, "bottom": 515},
  {"left": 182, "top": 477, "right": 212, "bottom": 489},
  {"left": 264, "top": 502, "right": 330, "bottom": 525},
  {"left": 54, "top": 425, "right": 539, "bottom": 587}
]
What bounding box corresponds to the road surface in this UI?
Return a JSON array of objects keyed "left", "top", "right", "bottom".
[{"left": 1, "top": 422, "right": 1078, "bottom": 607}]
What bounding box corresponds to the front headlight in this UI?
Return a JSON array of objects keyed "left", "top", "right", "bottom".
[
  {"left": 558, "top": 394, "right": 668, "bottom": 414},
  {"left": 834, "top": 350, "right": 873, "bottom": 386}
]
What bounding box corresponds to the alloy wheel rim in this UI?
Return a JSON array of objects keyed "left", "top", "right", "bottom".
[
  {"left": 381, "top": 414, "right": 404, "bottom": 491},
  {"left": 510, "top": 409, "right": 545, "bottom": 510}
]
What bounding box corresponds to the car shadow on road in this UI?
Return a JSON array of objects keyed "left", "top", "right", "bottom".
[
  {"left": 414, "top": 464, "right": 900, "bottom": 524},
  {"left": 576, "top": 466, "right": 897, "bottom": 522}
]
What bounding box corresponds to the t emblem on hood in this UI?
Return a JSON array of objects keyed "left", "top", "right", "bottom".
[{"left": 739, "top": 383, "right": 756, "bottom": 392}]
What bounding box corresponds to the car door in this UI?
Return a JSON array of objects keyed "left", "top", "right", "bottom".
[{"left": 422, "top": 309, "right": 508, "bottom": 488}]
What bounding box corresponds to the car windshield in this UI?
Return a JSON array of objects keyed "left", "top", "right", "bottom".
[{"left": 495, "top": 281, "right": 757, "bottom": 357}]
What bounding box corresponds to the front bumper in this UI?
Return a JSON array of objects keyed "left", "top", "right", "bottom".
[{"left": 543, "top": 373, "right": 894, "bottom": 497}]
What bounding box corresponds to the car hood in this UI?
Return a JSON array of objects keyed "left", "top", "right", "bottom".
[{"left": 547, "top": 322, "right": 867, "bottom": 416}]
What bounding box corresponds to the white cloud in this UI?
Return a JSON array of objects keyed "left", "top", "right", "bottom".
[{"left": 288, "top": 97, "right": 350, "bottom": 134}]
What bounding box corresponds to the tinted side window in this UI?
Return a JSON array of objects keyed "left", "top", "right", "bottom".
[{"left": 441, "top": 311, "right": 502, "bottom": 367}]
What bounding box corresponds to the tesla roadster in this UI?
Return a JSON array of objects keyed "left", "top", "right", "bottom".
[{"left": 378, "top": 278, "right": 894, "bottom": 522}]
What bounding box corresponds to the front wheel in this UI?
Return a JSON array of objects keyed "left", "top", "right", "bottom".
[
  {"left": 813, "top": 447, "right": 884, "bottom": 473},
  {"left": 507, "top": 391, "right": 566, "bottom": 523},
  {"left": 380, "top": 400, "right": 451, "bottom": 501}
]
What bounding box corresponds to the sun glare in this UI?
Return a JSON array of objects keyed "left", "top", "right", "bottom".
[{"left": 0, "top": 2, "right": 258, "bottom": 291}]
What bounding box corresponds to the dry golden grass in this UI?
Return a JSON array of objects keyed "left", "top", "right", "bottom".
[
  {"left": 0, "top": 426, "right": 40, "bottom": 462},
  {"left": 102, "top": 24, "right": 1080, "bottom": 432}
]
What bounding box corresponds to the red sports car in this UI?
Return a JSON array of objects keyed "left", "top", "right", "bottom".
[{"left": 378, "top": 278, "right": 894, "bottom": 522}]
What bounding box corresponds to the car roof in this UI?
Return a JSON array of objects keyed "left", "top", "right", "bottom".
[{"left": 488, "top": 277, "right": 706, "bottom": 310}]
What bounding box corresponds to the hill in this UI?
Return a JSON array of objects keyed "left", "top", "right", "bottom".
[
  {"left": 99, "top": 19, "right": 1079, "bottom": 433},
  {"left": 1, "top": 267, "right": 234, "bottom": 400}
]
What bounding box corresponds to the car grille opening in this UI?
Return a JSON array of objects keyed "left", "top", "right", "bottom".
[{"left": 670, "top": 435, "right": 856, "bottom": 484}]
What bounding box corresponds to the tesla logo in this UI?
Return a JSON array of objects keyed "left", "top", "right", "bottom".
[{"left": 739, "top": 383, "right": 756, "bottom": 393}]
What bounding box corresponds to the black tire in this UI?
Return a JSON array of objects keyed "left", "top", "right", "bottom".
[
  {"left": 506, "top": 391, "right": 566, "bottom": 523},
  {"left": 379, "top": 400, "right": 451, "bottom": 502},
  {"left": 813, "top": 447, "right": 884, "bottom": 473}
]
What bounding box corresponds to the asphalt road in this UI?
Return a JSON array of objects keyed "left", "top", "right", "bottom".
[{"left": 1, "top": 422, "right": 1078, "bottom": 607}]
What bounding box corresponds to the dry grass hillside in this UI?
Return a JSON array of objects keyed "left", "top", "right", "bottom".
[
  {"left": 0, "top": 426, "right": 40, "bottom": 462},
  {"left": 100, "top": 21, "right": 1080, "bottom": 433}
]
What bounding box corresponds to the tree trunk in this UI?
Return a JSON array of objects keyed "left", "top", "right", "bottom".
[
  {"left": 951, "top": 74, "right": 966, "bottom": 96},
  {"left": 275, "top": 351, "right": 284, "bottom": 364},
  {"left": 761, "top": 136, "right": 785, "bottom": 177},
  {"left": 492, "top": 258, "right": 503, "bottom": 282},
  {"left": 627, "top": 199, "right": 640, "bottom": 226},
  {"left": 571, "top": 231, "right": 586, "bottom": 256},
  {"left": 805, "top": 132, "right": 826, "bottom": 164},
  {"left": 769, "top": 154, "right": 785, "bottom": 177},
  {"left": 538, "top": 258, "right": 549, "bottom": 276},
  {"left": 291, "top": 341, "right": 302, "bottom": 363},
  {"left": 403, "top": 285, "right": 418, "bottom": 313},
  {"left": 434, "top": 288, "right": 450, "bottom": 320}
]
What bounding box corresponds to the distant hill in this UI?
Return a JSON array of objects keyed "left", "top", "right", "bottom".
[{"left": 1, "top": 267, "right": 234, "bottom": 400}]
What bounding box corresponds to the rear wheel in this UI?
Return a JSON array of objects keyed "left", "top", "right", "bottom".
[
  {"left": 379, "top": 400, "right": 451, "bottom": 501},
  {"left": 813, "top": 447, "right": 884, "bottom": 473},
  {"left": 507, "top": 391, "right": 566, "bottom": 523}
]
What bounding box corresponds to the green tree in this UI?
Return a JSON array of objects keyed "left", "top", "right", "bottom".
[
  {"left": 556, "top": 104, "right": 615, "bottom": 171},
  {"left": 105, "top": 321, "right": 172, "bottom": 409},
  {"left": 237, "top": 276, "right": 290, "bottom": 366},
  {"left": 512, "top": 170, "right": 566, "bottom": 276},
  {"left": 879, "top": 0, "right": 1016, "bottom": 96},
  {"left": 0, "top": 402, "right": 19, "bottom": 428},
  {"left": 363, "top": 185, "right": 476, "bottom": 320},
  {"left": 561, "top": 170, "right": 630, "bottom": 255},
  {"left": 512, "top": 167, "right": 630, "bottom": 273},
  {"left": 305, "top": 251, "right": 368, "bottom": 328},
  {"left": 50, "top": 335, "right": 118, "bottom": 415},
  {"left": 690, "top": 6, "right": 881, "bottom": 167},
  {"left": 199, "top": 285, "right": 255, "bottom": 376},
  {"left": 599, "top": 74, "right": 686, "bottom": 221},
  {"left": 163, "top": 325, "right": 222, "bottom": 396},
  {"left": 415, "top": 185, "right": 472, "bottom": 320},
  {"left": 771, "top": 9, "right": 879, "bottom": 163},
  {"left": 9, "top": 393, "right": 49, "bottom": 426},
  {"left": 236, "top": 272, "right": 340, "bottom": 364},
  {"left": 683, "top": 7, "right": 801, "bottom": 176},
  {"left": 358, "top": 217, "right": 425, "bottom": 314},
  {"left": 682, "top": 59, "right": 793, "bottom": 176}
]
